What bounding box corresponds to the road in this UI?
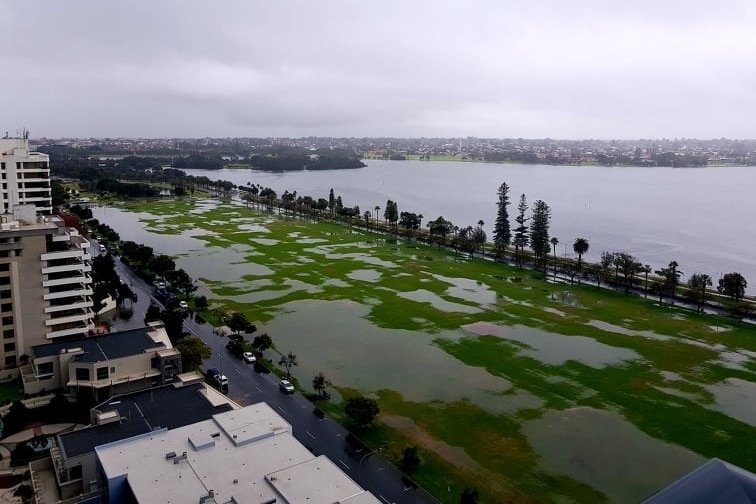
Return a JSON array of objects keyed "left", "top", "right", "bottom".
[{"left": 104, "top": 242, "right": 439, "bottom": 504}]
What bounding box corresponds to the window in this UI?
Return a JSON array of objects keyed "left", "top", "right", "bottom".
[
  {"left": 4, "top": 356, "right": 15, "bottom": 366},
  {"left": 3, "top": 342, "right": 14, "bottom": 352},
  {"left": 75, "top": 367, "right": 90, "bottom": 381},
  {"left": 96, "top": 367, "right": 108, "bottom": 380},
  {"left": 110, "top": 367, "right": 115, "bottom": 373},
  {"left": 1, "top": 303, "right": 11, "bottom": 313},
  {"left": 0, "top": 263, "right": 8, "bottom": 271},
  {"left": 0, "top": 291, "right": 9, "bottom": 299},
  {"left": 37, "top": 362, "right": 53, "bottom": 378},
  {"left": 2, "top": 316, "right": 13, "bottom": 325},
  {"left": 3, "top": 329, "right": 13, "bottom": 340}
]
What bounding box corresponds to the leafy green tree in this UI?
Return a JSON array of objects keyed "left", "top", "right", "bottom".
[
  {"left": 529, "top": 199, "right": 551, "bottom": 267},
  {"left": 400, "top": 446, "right": 421, "bottom": 472},
  {"left": 149, "top": 254, "right": 176, "bottom": 277},
  {"left": 572, "top": 237, "right": 589, "bottom": 272},
  {"left": 228, "top": 312, "right": 255, "bottom": 335},
  {"left": 195, "top": 295, "right": 208, "bottom": 310},
  {"left": 312, "top": 371, "right": 332, "bottom": 398},
  {"left": 167, "top": 268, "right": 197, "bottom": 299},
  {"left": 344, "top": 396, "right": 379, "bottom": 428},
  {"left": 718, "top": 272, "right": 747, "bottom": 302},
  {"left": 686, "top": 273, "right": 712, "bottom": 313},
  {"left": 427, "top": 216, "right": 453, "bottom": 248},
  {"left": 328, "top": 188, "right": 336, "bottom": 216},
  {"left": 493, "top": 182, "right": 511, "bottom": 260},
  {"left": 176, "top": 336, "right": 212, "bottom": 371},
  {"left": 160, "top": 308, "right": 187, "bottom": 342},
  {"left": 253, "top": 333, "right": 273, "bottom": 357},
  {"left": 144, "top": 303, "right": 162, "bottom": 325},
  {"left": 473, "top": 220, "right": 487, "bottom": 256},
  {"left": 279, "top": 351, "right": 298, "bottom": 379},
  {"left": 513, "top": 194, "right": 529, "bottom": 265}
]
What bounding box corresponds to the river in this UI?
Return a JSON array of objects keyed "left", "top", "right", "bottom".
[{"left": 183, "top": 160, "right": 755, "bottom": 290}]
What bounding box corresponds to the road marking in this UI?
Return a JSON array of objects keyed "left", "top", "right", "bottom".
[
  {"left": 255, "top": 386, "right": 262, "bottom": 392},
  {"left": 338, "top": 459, "right": 350, "bottom": 470},
  {"left": 306, "top": 431, "right": 315, "bottom": 440},
  {"left": 234, "top": 369, "right": 241, "bottom": 375},
  {"left": 277, "top": 406, "right": 286, "bottom": 414},
  {"left": 379, "top": 495, "right": 390, "bottom": 504}
]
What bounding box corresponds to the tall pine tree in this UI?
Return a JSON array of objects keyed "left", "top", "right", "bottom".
[
  {"left": 513, "top": 194, "right": 529, "bottom": 264},
  {"left": 493, "top": 182, "right": 511, "bottom": 260},
  {"left": 529, "top": 199, "right": 551, "bottom": 266}
]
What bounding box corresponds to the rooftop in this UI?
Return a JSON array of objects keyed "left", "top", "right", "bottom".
[
  {"left": 59, "top": 382, "right": 234, "bottom": 458},
  {"left": 32, "top": 325, "right": 169, "bottom": 364}
]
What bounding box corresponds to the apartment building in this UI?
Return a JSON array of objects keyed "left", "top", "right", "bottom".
[
  {"left": 0, "top": 136, "right": 52, "bottom": 214},
  {"left": 0, "top": 137, "right": 94, "bottom": 370}
]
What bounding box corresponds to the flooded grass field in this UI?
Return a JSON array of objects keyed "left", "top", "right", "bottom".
[{"left": 95, "top": 199, "right": 756, "bottom": 503}]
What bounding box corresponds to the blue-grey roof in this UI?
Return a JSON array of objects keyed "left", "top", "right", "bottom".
[
  {"left": 32, "top": 326, "right": 166, "bottom": 363},
  {"left": 58, "top": 383, "right": 233, "bottom": 458},
  {"left": 643, "top": 458, "right": 756, "bottom": 504}
]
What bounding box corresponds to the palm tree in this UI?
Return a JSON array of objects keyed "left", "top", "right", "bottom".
[
  {"left": 550, "top": 237, "right": 559, "bottom": 281},
  {"left": 640, "top": 264, "right": 652, "bottom": 298},
  {"left": 572, "top": 237, "right": 589, "bottom": 272},
  {"left": 417, "top": 214, "right": 424, "bottom": 241},
  {"left": 374, "top": 205, "right": 380, "bottom": 228}
]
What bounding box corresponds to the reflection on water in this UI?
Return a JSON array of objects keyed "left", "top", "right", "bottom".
[
  {"left": 464, "top": 321, "right": 642, "bottom": 368},
  {"left": 523, "top": 407, "right": 705, "bottom": 503},
  {"left": 264, "top": 299, "right": 543, "bottom": 413}
]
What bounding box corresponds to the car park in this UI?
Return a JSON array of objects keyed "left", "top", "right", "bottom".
[
  {"left": 242, "top": 352, "right": 256, "bottom": 363},
  {"left": 279, "top": 379, "right": 295, "bottom": 394}
]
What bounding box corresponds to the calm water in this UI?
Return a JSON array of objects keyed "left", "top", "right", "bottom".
[{"left": 186, "top": 160, "right": 756, "bottom": 290}]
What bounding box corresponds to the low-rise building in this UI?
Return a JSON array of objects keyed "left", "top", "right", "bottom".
[{"left": 21, "top": 322, "right": 181, "bottom": 401}]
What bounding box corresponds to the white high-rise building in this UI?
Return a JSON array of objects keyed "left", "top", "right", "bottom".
[
  {"left": 0, "top": 136, "right": 93, "bottom": 370},
  {"left": 0, "top": 136, "right": 52, "bottom": 214}
]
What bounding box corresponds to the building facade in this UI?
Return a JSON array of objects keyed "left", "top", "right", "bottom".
[
  {"left": 0, "top": 137, "right": 93, "bottom": 371},
  {"left": 0, "top": 136, "right": 52, "bottom": 214}
]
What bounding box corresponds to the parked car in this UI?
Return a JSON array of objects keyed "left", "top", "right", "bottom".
[
  {"left": 279, "top": 379, "right": 295, "bottom": 394},
  {"left": 206, "top": 368, "right": 220, "bottom": 378},
  {"left": 179, "top": 300, "right": 188, "bottom": 310},
  {"left": 214, "top": 374, "right": 229, "bottom": 387},
  {"left": 242, "top": 352, "right": 256, "bottom": 364}
]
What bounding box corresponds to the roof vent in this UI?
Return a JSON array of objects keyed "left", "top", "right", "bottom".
[{"left": 165, "top": 452, "right": 176, "bottom": 459}]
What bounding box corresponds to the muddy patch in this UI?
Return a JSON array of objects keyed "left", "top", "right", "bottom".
[{"left": 381, "top": 415, "right": 481, "bottom": 472}]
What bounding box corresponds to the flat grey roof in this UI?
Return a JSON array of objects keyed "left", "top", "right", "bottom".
[
  {"left": 32, "top": 326, "right": 166, "bottom": 363},
  {"left": 59, "top": 383, "right": 233, "bottom": 458}
]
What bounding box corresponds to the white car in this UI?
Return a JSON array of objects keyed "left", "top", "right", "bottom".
[
  {"left": 179, "top": 300, "right": 188, "bottom": 310},
  {"left": 242, "top": 352, "right": 256, "bottom": 364},
  {"left": 279, "top": 379, "right": 295, "bottom": 394}
]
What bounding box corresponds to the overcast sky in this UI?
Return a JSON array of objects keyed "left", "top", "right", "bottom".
[{"left": 2, "top": 1, "right": 755, "bottom": 139}]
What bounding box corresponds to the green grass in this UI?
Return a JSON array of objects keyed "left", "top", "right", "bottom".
[
  {"left": 108, "top": 198, "right": 756, "bottom": 503},
  {"left": 0, "top": 381, "right": 23, "bottom": 404}
]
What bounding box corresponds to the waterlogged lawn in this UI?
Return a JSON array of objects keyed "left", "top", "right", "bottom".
[{"left": 105, "top": 199, "right": 756, "bottom": 503}]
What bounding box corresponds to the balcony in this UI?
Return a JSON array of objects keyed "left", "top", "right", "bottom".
[
  {"left": 45, "top": 300, "right": 92, "bottom": 314},
  {"left": 44, "top": 288, "right": 93, "bottom": 301},
  {"left": 41, "top": 249, "right": 86, "bottom": 261},
  {"left": 43, "top": 275, "right": 91, "bottom": 288},
  {"left": 46, "top": 311, "right": 93, "bottom": 327},
  {"left": 46, "top": 324, "right": 92, "bottom": 339}
]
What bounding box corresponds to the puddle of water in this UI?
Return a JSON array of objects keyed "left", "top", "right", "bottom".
[
  {"left": 586, "top": 320, "right": 670, "bottom": 342},
  {"left": 264, "top": 300, "right": 541, "bottom": 413},
  {"left": 706, "top": 378, "right": 756, "bottom": 425},
  {"left": 224, "top": 279, "right": 320, "bottom": 303},
  {"left": 347, "top": 269, "right": 383, "bottom": 282},
  {"left": 398, "top": 289, "right": 483, "bottom": 314},
  {"left": 430, "top": 274, "right": 498, "bottom": 305},
  {"left": 237, "top": 223, "right": 271, "bottom": 233},
  {"left": 523, "top": 407, "right": 705, "bottom": 503},
  {"left": 652, "top": 386, "right": 701, "bottom": 402},
  {"left": 464, "top": 322, "right": 642, "bottom": 369},
  {"left": 304, "top": 245, "right": 399, "bottom": 268},
  {"left": 321, "top": 278, "right": 351, "bottom": 288},
  {"left": 543, "top": 307, "right": 567, "bottom": 317},
  {"left": 715, "top": 350, "right": 756, "bottom": 371},
  {"left": 250, "top": 238, "right": 280, "bottom": 246},
  {"left": 550, "top": 291, "right": 582, "bottom": 307}
]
